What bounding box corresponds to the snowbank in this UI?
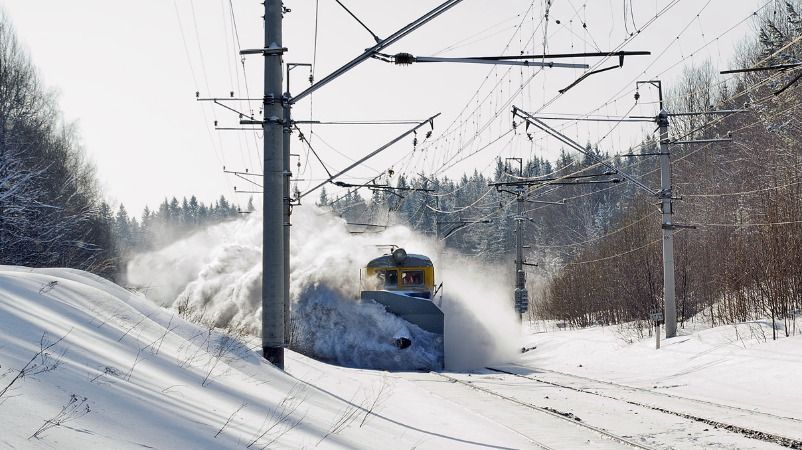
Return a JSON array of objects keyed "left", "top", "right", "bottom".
[
  {"left": 0, "top": 266, "right": 533, "bottom": 449},
  {"left": 522, "top": 319, "right": 802, "bottom": 419}
]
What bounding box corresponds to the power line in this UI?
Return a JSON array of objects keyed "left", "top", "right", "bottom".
[{"left": 333, "top": 0, "right": 381, "bottom": 43}]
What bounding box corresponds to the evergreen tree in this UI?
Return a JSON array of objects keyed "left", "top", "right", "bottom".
[
  {"left": 168, "top": 197, "right": 181, "bottom": 224},
  {"left": 181, "top": 197, "right": 192, "bottom": 225},
  {"left": 114, "top": 204, "right": 130, "bottom": 246}
]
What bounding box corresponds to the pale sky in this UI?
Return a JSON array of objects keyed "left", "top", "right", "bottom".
[{"left": 2, "top": 0, "right": 766, "bottom": 214}]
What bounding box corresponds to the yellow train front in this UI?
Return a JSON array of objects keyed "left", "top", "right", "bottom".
[{"left": 360, "top": 248, "right": 444, "bottom": 370}]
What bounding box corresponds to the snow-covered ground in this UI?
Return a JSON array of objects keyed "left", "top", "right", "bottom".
[
  {"left": 0, "top": 266, "right": 533, "bottom": 449},
  {"left": 2, "top": 265, "right": 800, "bottom": 449},
  {"left": 522, "top": 319, "right": 802, "bottom": 422}
]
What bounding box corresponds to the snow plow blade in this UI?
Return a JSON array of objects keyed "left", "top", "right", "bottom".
[{"left": 361, "top": 290, "right": 444, "bottom": 371}]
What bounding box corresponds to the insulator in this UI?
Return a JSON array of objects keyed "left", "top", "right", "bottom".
[
  {"left": 515, "top": 288, "right": 529, "bottom": 314},
  {"left": 394, "top": 52, "right": 416, "bottom": 65}
]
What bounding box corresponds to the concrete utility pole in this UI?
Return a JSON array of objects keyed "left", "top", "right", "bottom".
[
  {"left": 282, "top": 87, "right": 292, "bottom": 346},
  {"left": 637, "top": 80, "right": 677, "bottom": 339},
  {"left": 514, "top": 184, "right": 528, "bottom": 321},
  {"left": 262, "top": 0, "right": 285, "bottom": 367},
  {"left": 638, "top": 81, "right": 738, "bottom": 341},
  {"left": 505, "top": 157, "right": 528, "bottom": 321},
  {"left": 657, "top": 108, "right": 677, "bottom": 339}
]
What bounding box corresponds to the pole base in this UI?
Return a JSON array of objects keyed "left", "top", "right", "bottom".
[{"left": 263, "top": 346, "right": 284, "bottom": 369}]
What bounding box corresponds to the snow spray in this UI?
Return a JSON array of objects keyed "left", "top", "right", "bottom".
[{"left": 126, "top": 206, "right": 520, "bottom": 370}]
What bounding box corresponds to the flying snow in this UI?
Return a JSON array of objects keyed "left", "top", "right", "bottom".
[{"left": 127, "top": 207, "right": 520, "bottom": 370}]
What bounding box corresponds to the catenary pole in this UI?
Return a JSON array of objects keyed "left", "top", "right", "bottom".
[
  {"left": 644, "top": 80, "right": 678, "bottom": 339},
  {"left": 262, "top": 0, "right": 285, "bottom": 367},
  {"left": 514, "top": 184, "right": 526, "bottom": 322},
  {"left": 657, "top": 107, "right": 677, "bottom": 338},
  {"left": 282, "top": 95, "right": 292, "bottom": 345},
  {"left": 636, "top": 80, "right": 677, "bottom": 339}
]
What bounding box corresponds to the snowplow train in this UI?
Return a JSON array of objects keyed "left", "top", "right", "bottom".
[{"left": 360, "top": 248, "right": 445, "bottom": 371}]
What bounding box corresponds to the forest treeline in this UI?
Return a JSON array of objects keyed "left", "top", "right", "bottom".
[
  {"left": 538, "top": 1, "right": 802, "bottom": 338},
  {"left": 0, "top": 12, "right": 116, "bottom": 275},
  {"left": 109, "top": 195, "right": 247, "bottom": 257},
  {"left": 325, "top": 2, "right": 802, "bottom": 337},
  {"left": 0, "top": 11, "right": 244, "bottom": 277}
]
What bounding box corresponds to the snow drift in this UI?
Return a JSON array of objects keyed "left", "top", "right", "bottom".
[
  {"left": 0, "top": 266, "right": 537, "bottom": 449},
  {"left": 127, "top": 206, "right": 520, "bottom": 370}
]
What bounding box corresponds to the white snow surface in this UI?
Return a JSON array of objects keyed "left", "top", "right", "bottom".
[
  {"left": 0, "top": 266, "right": 531, "bottom": 449},
  {"left": 521, "top": 319, "right": 802, "bottom": 421},
  {"left": 2, "top": 265, "right": 802, "bottom": 449}
]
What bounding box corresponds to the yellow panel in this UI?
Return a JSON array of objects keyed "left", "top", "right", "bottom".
[{"left": 362, "top": 266, "right": 434, "bottom": 292}]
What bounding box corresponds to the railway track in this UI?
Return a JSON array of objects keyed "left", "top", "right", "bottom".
[
  {"left": 517, "top": 364, "right": 802, "bottom": 425},
  {"left": 431, "top": 371, "right": 655, "bottom": 449},
  {"left": 486, "top": 365, "right": 802, "bottom": 449}
]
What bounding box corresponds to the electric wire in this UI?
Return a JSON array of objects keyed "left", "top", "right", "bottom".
[{"left": 172, "top": 0, "right": 226, "bottom": 170}]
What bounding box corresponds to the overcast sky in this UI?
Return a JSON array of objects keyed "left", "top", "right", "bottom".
[{"left": 2, "top": 0, "right": 766, "bottom": 214}]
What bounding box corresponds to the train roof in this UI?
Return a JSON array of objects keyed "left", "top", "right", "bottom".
[{"left": 366, "top": 253, "right": 433, "bottom": 268}]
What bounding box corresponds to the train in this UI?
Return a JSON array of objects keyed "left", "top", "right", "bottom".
[{"left": 360, "top": 247, "right": 445, "bottom": 370}]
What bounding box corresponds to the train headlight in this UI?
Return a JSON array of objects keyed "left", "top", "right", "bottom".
[{"left": 392, "top": 248, "right": 407, "bottom": 265}]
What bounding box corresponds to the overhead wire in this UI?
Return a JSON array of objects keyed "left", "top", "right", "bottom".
[
  {"left": 228, "top": 0, "right": 263, "bottom": 171},
  {"left": 220, "top": 0, "right": 258, "bottom": 173},
  {"left": 325, "top": 1, "right": 801, "bottom": 252},
  {"left": 442, "top": 75, "right": 788, "bottom": 247},
  {"left": 172, "top": 0, "right": 226, "bottom": 170}
]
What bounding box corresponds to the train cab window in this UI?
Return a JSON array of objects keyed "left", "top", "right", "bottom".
[
  {"left": 401, "top": 270, "right": 424, "bottom": 287},
  {"left": 376, "top": 270, "right": 398, "bottom": 287}
]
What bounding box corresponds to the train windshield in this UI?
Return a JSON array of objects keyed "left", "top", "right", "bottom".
[
  {"left": 401, "top": 270, "right": 424, "bottom": 287},
  {"left": 375, "top": 270, "right": 398, "bottom": 287}
]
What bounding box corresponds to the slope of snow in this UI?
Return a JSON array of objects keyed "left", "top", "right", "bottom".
[
  {"left": 521, "top": 320, "right": 802, "bottom": 420},
  {"left": 4, "top": 264, "right": 801, "bottom": 449},
  {"left": 0, "top": 266, "right": 533, "bottom": 449}
]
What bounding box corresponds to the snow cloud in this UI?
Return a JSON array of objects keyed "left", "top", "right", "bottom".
[{"left": 126, "top": 206, "right": 520, "bottom": 370}]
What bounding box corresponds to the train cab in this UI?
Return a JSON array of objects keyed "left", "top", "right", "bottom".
[{"left": 360, "top": 248, "right": 435, "bottom": 299}]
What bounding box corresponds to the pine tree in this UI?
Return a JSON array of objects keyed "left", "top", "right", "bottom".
[
  {"left": 181, "top": 197, "right": 192, "bottom": 226},
  {"left": 157, "top": 198, "right": 170, "bottom": 223},
  {"left": 197, "top": 203, "right": 209, "bottom": 223},
  {"left": 188, "top": 195, "right": 200, "bottom": 224},
  {"left": 114, "top": 204, "right": 131, "bottom": 252},
  {"left": 168, "top": 197, "right": 181, "bottom": 224}
]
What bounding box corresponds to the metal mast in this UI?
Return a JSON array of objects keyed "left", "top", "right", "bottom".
[
  {"left": 514, "top": 185, "right": 528, "bottom": 321},
  {"left": 639, "top": 80, "right": 676, "bottom": 339},
  {"left": 657, "top": 107, "right": 677, "bottom": 338},
  {"left": 262, "top": 0, "right": 285, "bottom": 367}
]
